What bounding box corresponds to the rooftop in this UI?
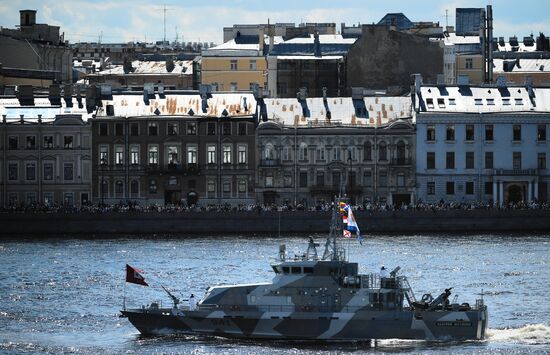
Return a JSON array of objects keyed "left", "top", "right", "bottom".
[{"left": 94, "top": 60, "right": 193, "bottom": 76}]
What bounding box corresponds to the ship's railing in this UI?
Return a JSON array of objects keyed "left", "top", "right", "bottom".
[{"left": 197, "top": 303, "right": 400, "bottom": 313}]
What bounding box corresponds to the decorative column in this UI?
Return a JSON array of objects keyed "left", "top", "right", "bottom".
[
  {"left": 499, "top": 181, "right": 504, "bottom": 207},
  {"left": 528, "top": 181, "right": 533, "bottom": 203},
  {"left": 534, "top": 180, "right": 539, "bottom": 201},
  {"left": 493, "top": 180, "right": 498, "bottom": 206}
]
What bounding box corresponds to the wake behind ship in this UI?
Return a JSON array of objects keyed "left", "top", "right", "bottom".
[{"left": 121, "top": 200, "right": 488, "bottom": 341}]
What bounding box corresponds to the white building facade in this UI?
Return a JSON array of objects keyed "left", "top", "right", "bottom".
[{"left": 414, "top": 76, "right": 549, "bottom": 204}]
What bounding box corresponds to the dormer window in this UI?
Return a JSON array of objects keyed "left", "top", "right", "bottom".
[
  {"left": 474, "top": 98, "right": 483, "bottom": 105},
  {"left": 486, "top": 98, "right": 495, "bottom": 105},
  {"left": 514, "top": 98, "right": 523, "bottom": 105},
  {"left": 502, "top": 98, "right": 511, "bottom": 105},
  {"left": 437, "top": 98, "right": 445, "bottom": 108},
  {"left": 449, "top": 98, "right": 456, "bottom": 105}
]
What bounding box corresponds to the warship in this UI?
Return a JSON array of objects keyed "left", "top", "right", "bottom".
[{"left": 121, "top": 200, "right": 488, "bottom": 341}]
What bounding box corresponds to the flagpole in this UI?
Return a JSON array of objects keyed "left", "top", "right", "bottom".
[{"left": 123, "top": 271, "right": 127, "bottom": 311}]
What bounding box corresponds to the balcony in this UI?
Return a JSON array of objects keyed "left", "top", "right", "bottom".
[
  {"left": 390, "top": 157, "right": 412, "bottom": 166},
  {"left": 494, "top": 169, "right": 539, "bottom": 176},
  {"left": 259, "top": 158, "right": 281, "bottom": 167}
]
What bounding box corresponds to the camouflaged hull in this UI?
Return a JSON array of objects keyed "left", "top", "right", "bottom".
[{"left": 123, "top": 259, "right": 488, "bottom": 341}]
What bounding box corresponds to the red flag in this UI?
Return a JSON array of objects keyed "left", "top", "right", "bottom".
[{"left": 126, "top": 264, "right": 148, "bottom": 286}]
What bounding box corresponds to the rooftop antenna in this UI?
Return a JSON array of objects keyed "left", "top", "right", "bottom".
[{"left": 445, "top": 9, "right": 449, "bottom": 28}]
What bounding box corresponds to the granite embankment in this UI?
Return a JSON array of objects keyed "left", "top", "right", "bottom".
[{"left": 0, "top": 209, "right": 549, "bottom": 236}]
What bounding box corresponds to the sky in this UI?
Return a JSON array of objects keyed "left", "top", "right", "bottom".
[{"left": 0, "top": 0, "right": 549, "bottom": 45}]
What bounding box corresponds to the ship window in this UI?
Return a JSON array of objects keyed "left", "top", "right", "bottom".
[
  {"left": 291, "top": 267, "right": 301, "bottom": 274},
  {"left": 272, "top": 266, "right": 281, "bottom": 274},
  {"left": 303, "top": 267, "right": 314, "bottom": 274},
  {"left": 282, "top": 266, "right": 290, "bottom": 274}
]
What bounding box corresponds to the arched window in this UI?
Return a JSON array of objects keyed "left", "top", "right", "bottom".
[
  {"left": 130, "top": 180, "right": 139, "bottom": 195},
  {"left": 378, "top": 142, "right": 387, "bottom": 162},
  {"left": 364, "top": 141, "right": 372, "bottom": 161},
  {"left": 264, "top": 143, "right": 275, "bottom": 160},
  {"left": 397, "top": 141, "right": 406, "bottom": 162},
  {"left": 238, "top": 179, "right": 247, "bottom": 193}
]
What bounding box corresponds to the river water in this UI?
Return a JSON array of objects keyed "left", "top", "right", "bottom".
[{"left": 0, "top": 234, "right": 549, "bottom": 354}]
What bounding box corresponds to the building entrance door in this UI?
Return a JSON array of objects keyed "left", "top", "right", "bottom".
[
  {"left": 164, "top": 190, "right": 181, "bottom": 205},
  {"left": 506, "top": 184, "right": 523, "bottom": 204},
  {"left": 187, "top": 191, "right": 198, "bottom": 206}
]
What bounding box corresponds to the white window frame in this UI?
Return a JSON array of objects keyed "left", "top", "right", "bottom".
[
  {"left": 207, "top": 145, "right": 216, "bottom": 164},
  {"left": 238, "top": 144, "right": 247, "bottom": 164}
]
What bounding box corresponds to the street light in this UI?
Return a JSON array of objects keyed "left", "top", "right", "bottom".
[{"left": 347, "top": 150, "right": 353, "bottom": 204}]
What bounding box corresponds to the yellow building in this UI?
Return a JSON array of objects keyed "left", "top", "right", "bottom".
[{"left": 200, "top": 36, "right": 270, "bottom": 92}]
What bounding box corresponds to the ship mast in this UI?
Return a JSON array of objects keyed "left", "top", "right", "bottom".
[{"left": 322, "top": 197, "right": 345, "bottom": 261}]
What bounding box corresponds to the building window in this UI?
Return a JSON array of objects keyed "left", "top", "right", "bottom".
[
  {"left": 26, "top": 136, "right": 36, "bottom": 149},
  {"left": 465, "top": 181, "right": 474, "bottom": 195},
  {"left": 187, "top": 122, "right": 197, "bottom": 136},
  {"left": 426, "top": 98, "right": 434, "bottom": 109},
  {"left": 130, "top": 146, "right": 139, "bottom": 165},
  {"left": 187, "top": 146, "right": 197, "bottom": 164},
  {"left": 249, "top": 60, "right": 257, "bottom": 70},
  {"left": 513, "top": 125, "right": 521, "bottom": 142},
  {"left": 99, "top": 123, "right": 108, "bottom": 136},
  {"left": 223, "top": 145, "right": 232, "bottom": 164},
  {"left": 538, "top": 152, "right": 547, "bottom": 169},
  {"left": 115, "top": 123, "right": 123, "bottom": 136},
  {"left": 397, "top": 173, "right": 405, "bottom": 187},
  {"left": 514, "top": 98, "right": 523, "bottom": 105},
  {"left": 446, "top": 152, "right": 455, "bottom": 169},
  {"left": 131, "top": 180, "right": 139, "bottom": 195},
  {"left": 26, "top": 162, "right": 36, "bottom": 181},
  {"left": 427, "top": 182, "right": 435, "bottom": 195},
  {"left": 537, "top": 124, "right": 546, "bottom": 142},
  {"left": 222, "top": 123, "right": 231, "bottom": 135},
  {"left": 474, "top": 98, "right": 483, "bottom": 106},
  {"left": 63, "top": 163, "right": 73, "bottom": 181},
  {"left": 332, "top": 146, "right": 340, "bottom": 161},
  {"left": 299, "top": 172, "right": 308, "bottom": 188},
  {"left": 427, "top": 125, "right": 435, "bottom": 141},
  {"left": 379, "top": 171, "right": 388, "bottom": 187},
  {"left": 465, "top": 58, "right": 473, "bottom": 69},
  {"left": 63, "top": 193, "right": 74, "bottom": 206},
  {"left": 378, "top": 142, "right": 387, "bottom": 161},
  {"left": 230, "top": 82, "right": 237, "bottom": 91},
  {"left": 8, "top": 136, "right": 18, "bottom": 149},
  {"left": 299, "top": 143, "right": 308, "bottom": 161},
  {"left": 223, "top": 180, "right": 231, "bottom": 193},
  {"left": 332, "top": 171, "right": 341, "bottom": 188},
  {"left": 485, "top": 125, "right": 494, "bottom": 141},
  {"left": 167, "top": 146, "right": 179, "bottom": 165},
  {"left": 148, "top": 122, "right": 158, "bottom": 136},
  {"left": 465, "top": 125, "right": 474, "bottom": 141},
  {"left": 364, "top": 142, "right": 372, "bottom": 161},
  {"left": 149, "top": 179, "right": 157, "bottom": 193},
  {"left": 485, "top": 182, "right": 493, "bottom": 195},
  {"left": 465, "top": 152, "right": 474, "bottom": 169},
  {"left": 283, "top": 147, "right": 291, "bottom": 161},
  {"left": 64, "top": 136, "right": 73, "bottom": 149},
  {"left": 43, "top": 192, "right": 53, "bottom": 206},
  {"left": 207, "top": 180, "right": 216, "bottom": 193},
  {"left": 316, "top": 171, "right": 325, "bottom": 186},
  {"left": 485, "top": 151, "right": 493, "bottom": 169},
  {"left": 265, "top": 173, "right": 274, "bottom": 187},
  {"left": 115, "top": 180, "right": 124, "bottom": 194},
  {"left": 238, "top": 145, "right": 247, "bottom": 164},
  {"left": 238, "top": 122, "right": 247, "bottom": 135},
  {"left": 446, "top": 181, "right": 455, "bottom": 195},
  {"left": 115, "top": 146, "right": 124, "bottom": 165},
  {"left": 207, "top": 122, "right": 216, "bottom": 135},
  {"left": 43, "top": 135, "right": 53, "bottom": 149},
  {"left": 230, "top": 60, "right": 237, "bottom": 70},
  {"left": 446, "top": 125, "right": 455, "bottom": 141},
  {"left": 315, "top": 147, "right": 325, "bottom": 161},
  {"left": 130, "top": 123, "right": 139, "bottom": 136},
  {"left": 207, "top": 146, "right": 216, "bottom": 164},
  {"left": 99, "top": 146, "right": 109, "bottom": 165},
  {"left": 167, "top": 122, "right": 178, "bottom": 135},
  {"left": 43, "top": 162, "right": 53, "bottom": 181},
  {"left": 148, "top": 145, "right": 159, "bottom": 165},
  {"left": 513, "top": 152, "right": 522, "bottom": 170},
  {"left": 284, "top": 174, "right": 292, "bottom": 187},
  {"left": 437, "top": 98, "right": 445, "bottom": 108},
  {"left": 427, "top": 152, "right": 435, "bottom": 169},
  {"left": 238, "top": 180, "right": 247, "bottom": 193},
  {"left": 363, "top": 170, "right": 372, "bottom": 187}
]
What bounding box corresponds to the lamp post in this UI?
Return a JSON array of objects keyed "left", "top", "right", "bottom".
[
  {"left": 100, "top": 157, "right": 107, "bottom": 206},
  {"left": 347, "top": 149, "right": 353, "bottom": 204}
]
